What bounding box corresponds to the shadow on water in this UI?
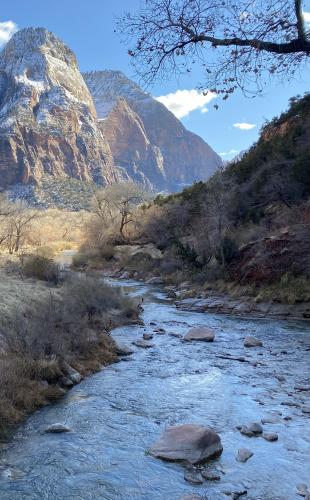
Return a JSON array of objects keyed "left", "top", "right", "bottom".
[{"left": 0, "top": 278, "right": 309, "bottom": 499}]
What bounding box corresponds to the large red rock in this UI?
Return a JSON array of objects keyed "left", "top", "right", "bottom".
[{"left": 184, "top": 327, "right": 215, "bottom": 342}]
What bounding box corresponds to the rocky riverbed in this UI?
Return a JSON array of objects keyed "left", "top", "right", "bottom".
[{"left": 0, "top": 278, "right": 309, "bottom": 499}]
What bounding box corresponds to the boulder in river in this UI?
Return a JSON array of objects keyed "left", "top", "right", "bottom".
[
  {"left": 244, "top": 336, "right": 263, "bottom": 348},
  {"left": 236, "top": 448, "right": 254, "bottom": 463},
  {"left": 184, "top": 327, "right": 215, "bottom": 342},
  {"left": 247, "top": 422, "right": 263, "bottom": 435},
  {"left": 45, "top": 423, "right": 72, "bottom": 433},
  {"left": 149, "top": 424, "right": 223, "bottom": 464}
]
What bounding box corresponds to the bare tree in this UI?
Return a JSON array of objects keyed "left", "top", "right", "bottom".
[
  {"left": 202, "top": 175, "right": 233, "bottom": 264},
  {"left": 92, "top": 183, "right": 148, "bottom": 238},
  {"left": 0, "top": 194, "right": 14, "bottom": 246},
  {"left": 118, "top": 0, "right": 310, "bottom": 97},
  {"left": 3, "top": 201, "right": 38, "bottom": 254}
]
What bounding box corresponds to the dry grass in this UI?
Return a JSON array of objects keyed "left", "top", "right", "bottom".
[{"left": 0, "top": 265, "right": 139, "bottom": 441}]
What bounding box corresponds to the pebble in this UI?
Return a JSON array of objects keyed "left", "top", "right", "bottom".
[
  {"left": 201, "top": 470, "right": 221, "bottom": 481},
  {"left": 297, "top": 483, "right": 309, "bottom": 497},
  {"left": 262, "top": 432, "right": 278, "bottom": 442},
  {"left": 45, "top": 423, "right": 72, "bottom": 433},
  {"left": 143, "top": 333, "right": 153, "bottom": 340},
  {"left": 184, "top": 470, "right": 204, "bottom": 485}
]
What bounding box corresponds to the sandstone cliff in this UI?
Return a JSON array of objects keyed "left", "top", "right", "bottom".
[
  {"left": 84, "top": 71, "right": 222, "bottom": 191},
  {"left": 0, "top": 28, "right": 115, "bottom": 188},
  {"left": 0, "top": 28, "right": 221, "bottom": 195}
]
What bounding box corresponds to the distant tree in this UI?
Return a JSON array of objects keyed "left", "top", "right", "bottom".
[
  {"left": 92, "top": 183, "right": 148, "bottom": 238},
  {"left": 119, "top": 0, "right": 310, "bottom": 98}
]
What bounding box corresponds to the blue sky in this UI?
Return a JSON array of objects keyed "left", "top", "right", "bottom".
[{"left": 0, "top": 0, "right": 309, "bottom": 160}]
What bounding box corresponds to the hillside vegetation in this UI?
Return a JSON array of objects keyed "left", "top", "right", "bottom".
[{"left": 82, "top": 94, "right": 310, "bottom": 305}]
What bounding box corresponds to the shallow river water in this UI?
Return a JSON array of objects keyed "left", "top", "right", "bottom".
[{"left": 0, "top": 279, "right": 309, "bottom": 499}]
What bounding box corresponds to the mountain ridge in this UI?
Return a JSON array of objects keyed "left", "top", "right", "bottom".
[{"left": 0, "top": 27, "right": 222, "bottom": 198}]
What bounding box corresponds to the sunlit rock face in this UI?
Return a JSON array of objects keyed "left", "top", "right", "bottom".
[
  {"left": 84, "top": 70, "right": 222, "bottom": 191},
  {"left": 0, "top": 27, "right": 221, "bottom": 193},
  {"left": 0, "top": 28, "right": 116, "bottom": 188}
]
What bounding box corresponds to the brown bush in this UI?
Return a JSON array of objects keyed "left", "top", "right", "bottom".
[{"left": 22, "top": 255, "right": 60, "bottom": 284}]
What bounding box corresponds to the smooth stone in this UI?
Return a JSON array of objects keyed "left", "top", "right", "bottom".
[
  {"left": 115, "top": 343, "right": 134, "bottom": 356},
  {"left": 240, "top": 426, "right": 255, "bottom": 437},
  {"left": 45, "top": 423, "right": 72, "bottom": 433},
  {"left": 132, "top": 339, "right": 154, "bottom": 349},
  {"left": 149, "top": 424, "right": 223, "bottom": 464},
  {"left": 184, "top": 327, "right": 215, "bottom": 342},
  {"left": 247, "top": 422, "right": 263, "bottom": 435},
  {"left": 244, "top": 336, "right": 263, "bottom": 348},
  {"left": 262, "top": 432, "right": 278, "bottom": 442},
  {"left": 236, "top": 448, "right": 254, "bottom": 463}
]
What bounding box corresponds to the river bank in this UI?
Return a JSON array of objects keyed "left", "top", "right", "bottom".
[
  {"left": 94, "top": 263, "right": 310, "bottom": 322},
  {"left": 0, "top": 252, "right": 140, "bottom": 442},
  {"left": 0, "top": 277, "right": 309, "bottom": 499}
]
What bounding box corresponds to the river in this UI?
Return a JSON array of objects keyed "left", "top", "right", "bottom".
[{"left": 0, "top": 278, "right": 309, "bottom": 499}]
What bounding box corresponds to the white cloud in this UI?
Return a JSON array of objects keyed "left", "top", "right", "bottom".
[
  {"left": 303, "top": 11, "right": 310, "bottom": 27},
  {"left": 220, "top": 149, "right": 239, "bottom": 157},
  {"left": 0, "top": 20, "right": 18, "bottom": 48},
  {"left": 233, "top": 122, "right": 256, "bottom": 130},
  {"left": 155, "top": 89, "right": 217, "bottom": 119}
]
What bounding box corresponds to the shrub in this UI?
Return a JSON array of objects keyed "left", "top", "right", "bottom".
[
  {"left": 62, "top": 275, "right": 136, "bottom": 324},
  {"left": 36, "top": 246, "right": 55, "bottom": 259},
  {"left": 72, "top": 252, "right": 88, "bottom": 268},
  {"left": 98, "top": 243, "right": 115, "bottom": 261},
  {"left": 22, "top": 255, "right": 60, "bottom": 284}
]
